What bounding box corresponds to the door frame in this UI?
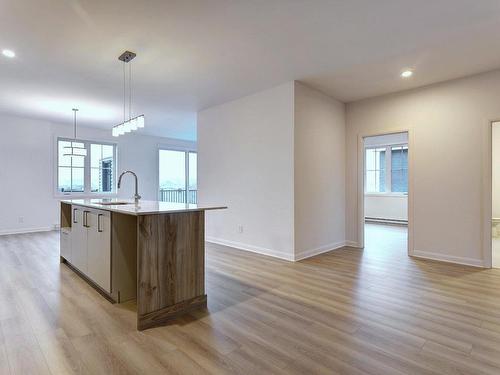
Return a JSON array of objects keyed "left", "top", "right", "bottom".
[
  {"left": 483, "top": 119, "right": 500, "bottom": 268},
  {"left": 356, "top": 128, "right": 414, "bottom": 256}
]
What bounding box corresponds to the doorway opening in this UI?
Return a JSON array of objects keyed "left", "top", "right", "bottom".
[{"left": 362, "top": 132, "right": 409, "bottom": 257}]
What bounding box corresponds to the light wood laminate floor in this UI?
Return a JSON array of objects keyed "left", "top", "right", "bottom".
[{"left": 2, "top": 224, "right": 500, "bottom": 374}]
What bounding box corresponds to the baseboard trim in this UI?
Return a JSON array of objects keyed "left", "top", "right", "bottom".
[
  {"left": 345, "top": 241, "right": 361, "bottom": 248},
  {"left": 206, "top": 237, "right": 359, "bottom": 262},
  {"left": 138, "top": 295, "right": 207, "bottom": 331},
  {"left": 411, "top": 250, "right": 485, "bottom": 268},
  {"left": 294, "top": 241, "right": 347, "bottom": 261},
  {"left": 206, "top": 237, "right": 294, "bottom": 261},
  {"left": 208, "top": 237, "right": 485, "bottom": 267},
  {"left": 0, "top": 227, "right": 55, "bottom": 236}
]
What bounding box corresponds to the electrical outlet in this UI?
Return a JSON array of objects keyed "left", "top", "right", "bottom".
[
  {"left": 238, "top": 225, "right": 243, "bottom": 233},
  {"left": 18, "top": 217, "right": 24, "bottom": 223}
]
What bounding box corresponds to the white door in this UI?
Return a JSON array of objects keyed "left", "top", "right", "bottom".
[
  {"left": 86, "top": 209, "right": 111, "bottom": 292},
  {"left": 71, "top": 207, "right": 88, "bottom": 273}
]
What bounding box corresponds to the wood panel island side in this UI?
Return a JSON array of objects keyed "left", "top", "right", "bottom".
[{"left": 60, "top": 199, "right": 226, "bottom": 330}]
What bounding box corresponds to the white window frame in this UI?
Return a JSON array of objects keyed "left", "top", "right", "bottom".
[
  {"left": 54, "top": 136, "right": 118, "bottom": 198},
  {"left": 364, "top": 143, "right": 408, "bottom": 196},
  {"left": 364, "top": 147, "right": 386, "bottom": 194},
  {"left": 157, "top": 143, "right": 197, "bottom": 203}
]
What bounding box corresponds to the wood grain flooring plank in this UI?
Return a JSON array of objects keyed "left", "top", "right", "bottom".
[{"left": 1, "top": 225, "right": 500, "bottom": 374}]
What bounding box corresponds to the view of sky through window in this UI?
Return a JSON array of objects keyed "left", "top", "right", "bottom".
[
  {"left": 159, "top": 149, "right": 197, "bottom": 203},
  {"left": 57, "top": 139, "right": 115, "bottom": 194}
]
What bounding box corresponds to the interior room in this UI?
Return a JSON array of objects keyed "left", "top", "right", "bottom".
[
  {"left": 2, "top": 1, "right": 500, "bottom": 374},
  {"left": 363, "top": 132, "right": 408, "bottom": 258}
]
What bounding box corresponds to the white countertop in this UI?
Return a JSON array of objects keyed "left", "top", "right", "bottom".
[{"left": 61, "top": 199, "right": 227, "bottom": 216}]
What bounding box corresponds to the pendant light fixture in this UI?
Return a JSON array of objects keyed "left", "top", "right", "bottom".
[
  {"left": 112, "top": 51, "right": 145, "bottom": 137},
  {"left": 63, "top": 108, "right": 87, "bottom": 157}
]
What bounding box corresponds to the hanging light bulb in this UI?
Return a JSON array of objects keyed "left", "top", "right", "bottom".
[
  {"left": 122, "top": 121, "right": 132, "bottom": 133},
  {"left": 72, "top": 145, "right": 87, "bottom": 156},
  {"left": 129, "top": 117, "right": 138, "bottom": 131},
  {"left": 117, "top": 124, "right": 126, "bottom": 135},
  {"left": 136, "top": 115, "right": 145, "bottom": 128},
  {"left": 63, "top": 109, "right": 87, "bottom": 157}
]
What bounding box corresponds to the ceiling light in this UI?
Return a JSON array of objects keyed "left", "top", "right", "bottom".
[
  {"left": 2, "top": 49, "right": 15, "bottom": 58},
  {"left": 112, "top": 51, "right": 145, "bottom": 137},
  {"left": 136, "top": 115, "right": 144, "bottom": 128},
  {"left": 63, "top": 109, "right": 87, "bottom": 157},
  {"left": 112, "top": 115, "right": 145, "bottom": 137},
  {"left": 401, "top": 70, "right": 413, "bottom": 78}
]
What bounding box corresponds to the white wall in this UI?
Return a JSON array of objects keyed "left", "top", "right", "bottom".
[
  {"left": 365, "top": 195, "right": 407, "bottom": 221},
  {"left": 294, "top": 82, "right": 346, "bottom": 259},
  {"left": 346, "top": 69, "right": 500, "bottom": 267},
  {"left": 198, "top": 81, "right": 347, "bottom": 261},
  {"left": 198, "top": 82, "right": 296, "bottom": 260},
  {"left": 0, "top": 113, "right": 194, "bottom": 234}
]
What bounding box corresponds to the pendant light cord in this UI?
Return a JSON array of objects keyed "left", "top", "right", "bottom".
[
  {"left": 73, "top": 108, "right": 78, "bottom": 139},
  {"left": 123, "top": 61, "right": 126, "bottom": 123},
  {"left": 129, "top": 62, "right": 132, "bottom": 121},
  {"left": 115, "top": 51, "right": 141, "bottom": 135}
]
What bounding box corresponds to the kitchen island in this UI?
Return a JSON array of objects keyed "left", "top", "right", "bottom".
[{"left": 60, "top": 199, "right": 226, "bottom": 330}]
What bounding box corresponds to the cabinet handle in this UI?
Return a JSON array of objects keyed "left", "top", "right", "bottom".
[
  {"left": 84, "top": 211, "right": 90, "bottom": 228},
  {"left": 98, "top": 214, "right": 103, "bottom": 232},
  {"left": 73, "top": 208, "right": 78, "bottom": 223}
]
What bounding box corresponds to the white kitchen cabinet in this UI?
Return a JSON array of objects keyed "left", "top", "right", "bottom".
[
  {"left": 71, "top": 207, "right": 88, "bottom": 274},
  {"left": 60, "top": 228, "right": 71, "bottom": 261},
  {"left": 69, "top": 206, "right": 111, "bottom": 293},
  {"left": 87, "top": 210, "right": 111, "bottom": 293}
]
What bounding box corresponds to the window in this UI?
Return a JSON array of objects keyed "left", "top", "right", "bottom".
[
  {"left": 365, "top": 144, "right": 408, "bottom": 194},
  {"left": 188, "top": 152, "right": 197, "bottom": 204},
  {"left": 159, "top": 149, "right": 197, "bottom": 203},
  {"left": 365, "top": 147, "right": 386, "bottom": 193},
  {"left": 57, "top": 138, "right": 116, "bottom": 195},
  {"left": 391, "top": 146, "right": 408, "bottom": 193},
  {"left": 91, "top": 143, "right": 115, "bottom": 193},
  {"left": 57, "top": 140, "right": 85, "bottom": 193}
]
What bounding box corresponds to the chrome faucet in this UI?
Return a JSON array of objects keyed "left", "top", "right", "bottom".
[{"left": 118, "top": 170, "right": 141, "bottom": 204}]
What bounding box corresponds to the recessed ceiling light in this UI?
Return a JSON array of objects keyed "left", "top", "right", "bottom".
[
  {"left": 401, "top": 69, "right": 413, "bottom": 78},
  {"left": 2, "top": 49, "right": 15, "bottom": 58}
]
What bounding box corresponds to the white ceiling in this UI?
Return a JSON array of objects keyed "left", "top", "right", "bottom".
[{"left": 2, "top": 0, "right": 500, "bottom": 140}]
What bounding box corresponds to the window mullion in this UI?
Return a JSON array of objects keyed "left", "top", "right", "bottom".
[
  {"left": 364, "top": 149, "right": 367, "bottom": 193},
  {"left": 111, "top": 145, "right": 118, "bottom": 194},
  {"left": 185, "top": 151, "right": 189, "bottom": 203},
  {"left": 70, "top": 146, "right": 73, "bottom": 192},
  {"left": 386, "top": 146, "right": 392, "bottom": 193},
  {"left": 84, "top": 141, "right": 91, "bottom": 194}
]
